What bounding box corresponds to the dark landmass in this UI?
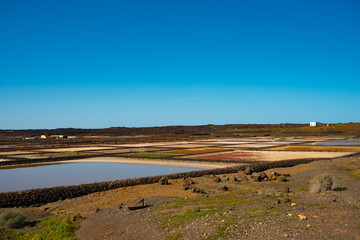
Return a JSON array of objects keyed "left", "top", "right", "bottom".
[{"left": 1, "top": 122, "right": 360, "bottom": 138}]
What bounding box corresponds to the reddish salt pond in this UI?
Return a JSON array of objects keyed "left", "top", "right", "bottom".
[{"left": 188, "top": 151, "right": 260, "bottom": 161}]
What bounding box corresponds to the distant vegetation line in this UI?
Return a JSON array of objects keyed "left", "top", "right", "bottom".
[{"left": 0, "top": 123, "right": 359, "bottom": 138}]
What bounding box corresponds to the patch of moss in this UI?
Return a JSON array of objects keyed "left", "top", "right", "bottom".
[
  {"left": 348, "top": 169, "right": 360, "bottom": 178},
  {"left": 0, "top": 215, "right": 81, "bottom": 240},
  {"left": 0, "top": 211, "right": 26, "bottom": 229},
  {"left": 165, "top": 232, "right": 181, "bottom": 240},
  {"left": 307, "top": 203, "right": 326, "bottom": 209},
  {"left": 172, "top": 193, "right": 252, "bottom": 209},
  {"left": 162, "top": 207, "right": 220, "bottom": 231}
]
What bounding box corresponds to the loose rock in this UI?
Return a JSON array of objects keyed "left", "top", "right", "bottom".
[
  {"left": 158, "top": 177, "right": 169, "bottom": 185},
  {"left": 213, "top": 176, "right": 221, "bottom": 183},
  {"left": 277, "top": 176, "right": 288, "bottom": 182},
  {"left": 229, "top": 176, "right": 238, "bottom": 183},
  {"left": 283, "top": 198, "right": 291, "bottom": 203},
  {"left": 183, "top": 177, "right": 193, "bottom": 185},
  {"left": 259, "top": 172, "right": 267, "bottom": 180},
  {"left": 245, "top": 167, "right": 253, "bottom": 175},
  {"left": 192, "top": 187, "right": 205, "bottom": 193},
  {"left": 221, "top": 176, "right": 229, "bottom": 182},
  {"left": 220, "top": 186, "right": 229, "bottom": 191},
  {"left": 182, "top": 183, "right": 193, "bottom": 190},
  {"left": 252, "top": 175, "right": 262, "bottom": 182}
]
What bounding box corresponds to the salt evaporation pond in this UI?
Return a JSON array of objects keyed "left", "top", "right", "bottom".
[
  {"left": 0, "top": 162, "right": 209, "bottom": 193},
  {"left": 313, "top": 140, "right": 360, "bottom": 146}
]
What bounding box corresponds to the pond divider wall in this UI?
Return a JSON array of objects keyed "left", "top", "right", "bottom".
[
  {"left": 0, "top": 153, "right": 242, "bottom": 167},
  {"left": 0, "top": 157, "right": 331, "bottom": 208},
  {"left": 0, "top": 154, "right": 104, "bottom": 166}
]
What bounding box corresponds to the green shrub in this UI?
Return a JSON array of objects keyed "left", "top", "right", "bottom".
[
  {"left": 25, "top": 215, "right": 80, "bottom": 239},
  {"left": 309, "top": 173, "right": 334, "bottom": 193},
  {"left": 0, "top": 210, "right": 26, "bottom": 228},
  {"left": 0, "top": 214, "right": 81, "bottom": 239}
]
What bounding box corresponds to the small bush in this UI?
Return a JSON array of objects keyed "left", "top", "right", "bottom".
[
  {"left": 309, "top": 173, "right": 334, "bottom": 193},
  {"left": 0, "top": 210, "right": 26, "bottom": 228}
]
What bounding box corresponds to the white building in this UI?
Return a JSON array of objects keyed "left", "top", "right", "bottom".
[
  {"left": 50, "top": 135, "right": 65, "bottom": 139},
  {"left": 310, "top": 122, "right": 323, "bottom": 127}
]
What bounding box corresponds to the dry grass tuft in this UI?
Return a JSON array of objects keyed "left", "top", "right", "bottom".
[{"left": 309, "top": 173, "right": 334, "bottom": 193}]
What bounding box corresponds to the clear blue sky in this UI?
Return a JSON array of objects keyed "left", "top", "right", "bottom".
[{"left": 1, "top": 0, "right": 359, "bottom": 129}]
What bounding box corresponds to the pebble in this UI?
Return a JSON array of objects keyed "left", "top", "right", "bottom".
[
  {"left": 288, "top": 213, "right": 293, "bottom": 217},
  {"left": 291, "top": 203, "right": 297, "bottom": 207},
  {"left": 298, "top": 214, "right": 307, "bottom": 220},
  {"left": 307, "top": 224, "right": 311, "bottom": 228}
]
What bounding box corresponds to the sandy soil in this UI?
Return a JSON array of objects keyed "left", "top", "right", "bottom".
[
  {"left": 265, "top": 141, "right": 298, "bottom": 144},
  {"left": 160, "top": 144, "right": 216, "bottom": 148},
  {"left": 199, "top": 137, "right": 343, "bottom": 142},
  {"left": 112, "top": 141, "right": 218, "bottom": 148},
  {"left": 184, "top": 150, "right": 352, "bottom": 162},
  {"left": 256, "top": 150, "right": 352, "bottom": 161},
  {"left": 221, "top": 144, "right": 278, "bottom": 148},
  {"left": 207, "top": 141, "right": 252, "bottom": 144},
  {"left": 200, "top": 137, "right": 328, "bottom": 142},
  {"left": 35, "top": 146, "right": 117, "bottom": 152},
  {"left": 112, "top": 142, "right": 183, "bottom": 147},
  {"left": 270, "top": 145, "right": 360, "bottom": 152},
  {"left": 164, "top": 148, "right": 228, "bottom": 154},
  {"left": 197, "top": 138, "right": 249, "bottom": 142},
  {"left": 92, "top": 148, "right": 164, "bottom": 154},
  {"left": 214, "top": 141, "right": 296, "bottom": 146}
]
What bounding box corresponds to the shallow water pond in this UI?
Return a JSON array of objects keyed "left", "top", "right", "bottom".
[
  {"left": 314, "top": 140, "right": 360, "bottom": 146},
  {"left": 0, "top": 162, "right": 207, "bottom": 193}
]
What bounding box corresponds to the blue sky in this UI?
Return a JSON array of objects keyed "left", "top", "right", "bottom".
[{"left": 1, "top": 0, "right": 359, "bottom": 129}]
